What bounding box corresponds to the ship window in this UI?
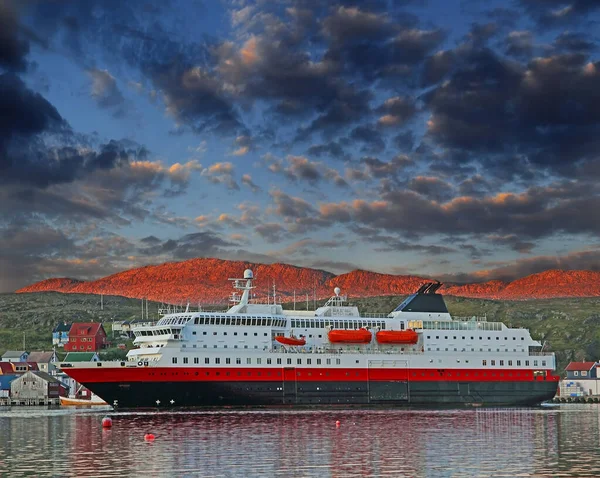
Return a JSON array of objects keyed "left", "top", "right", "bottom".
[
  {"left": 427, "top": 336, "right": 430, "bottom": 339},
  {"left": 236, "top": 357, "right": 241, "bottom": 364},
  {"left": 513, "top": 337, "right": 516, "bottom": 340},
  {"left": 534, "top": 360, "right": 538, "bottom": 366},
  {"left": 542, "top": 361, "right": 547, "bottom": 367},
  {"left": 244, "top": 332, "right": 248, "bottom": 336},
  {"left": 257, "top": 358, "right": 261, "bottom": 365},
  {"left": 247, "top": 358, "right": 251, "bottom": 364},
  {"left": 215, "top": 358, "right": 220, "bottom": 364},
  {"left": 267, "top": 358, "right": 271, "bottom": 364},
  {"left": 254, "top": 333, "right": 258, "bottom": 336},
  {"left": 277, "top": 358, "right": 282, "bottom": 365},
  {"left": 307, "top": 359, "right": 311, "bottom": 365},
  {"left": 226, "top": 358, "right": 231, "bottom": 364},
  {"left": 491, "top": 360, "right": 495, "bottom": 366},
  {"left": 205, "top": 357, "right": 209, "bottom": 364},
  {"left": 453, "top": 336, "right": 456, "bottom": 340},
  {"left": 194, "top": 357, "right": 199, "bottom": 364},
  {"left": 213, "top": 332, "right": 217, "bottom": 335},
  {"left": 183, "top": 357, "right": 188, "bottom": 364},
  {"left": 326, "top": 359, "right": 331, "bottom": 365},
  {"left": 172, "top": 357, "right": 177, "bottom": 364},
  {"left": 500, "top": 360, "right": 504, "bottom": 366},
  {"left": 317, "top": 359, "right": 321, "bottom": 365},
  {"left": 482, "top": 360, "right": 487, "bottom": 366},
  {"left": 517, "top": 360, "right": 521, "bottom": 366},
  {"left": 521, "top": 337, "right": 524, "bottom": 340},
  {"left": 336, "top": 359, "right": 341, "bottom": 365},
  {"left": 203, "top": 345, "right": 207, "bottom": 348},
  {"left": 203, "top": 332, "right": 207, "bottom": 335},
  {"left": 318, "top": 335, "right": 322, "bottom": 338},
  {"left": 445, "top": 336, "right": 448, "bottom": 340},
  {"left": 508, "top": 360, "right": 512, "bottom": 366},
  {"left": 496, "top": 337, "right": 499, "bottom": 340},
  {"left": 287, "top": 358, "right": 292, "bottom": 365},
  {"left": 436, "top": 336, "right": 439, "bottom": 339},
  {"left": 264, "top": 333, "right": 268, "bottom": 336},
  {"left": 224, "top": 332, "right": 227, "bottom": 335},
  {"left": 192, "top": 331, "right": 196, "bottom": 335},
  {"left": 525, "top": 360, "right": 529, "bottom": 366},
  {"left": 297, "top": 359, "right": 302, "bottom": 365},
  {"left": 234, "top": 332, "right": 237, "bottom": 336}
]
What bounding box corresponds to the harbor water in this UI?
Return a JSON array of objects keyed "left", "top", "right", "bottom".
[{"left": 1, "top": 405, "right": 600, "bottom": 477}]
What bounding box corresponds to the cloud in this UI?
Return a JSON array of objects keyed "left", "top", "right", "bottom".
[
  {"left": 88, "top": 68, "right": 125, "bottom": 115},
  {"left": 241, "top": 173, "right": 260, "bottom": 192},
  {"left": 201, "top": 162, "right": 239, "bottom": 190},
  {"left": 0, "top": 1, "right": 30, "bottom": 72}
]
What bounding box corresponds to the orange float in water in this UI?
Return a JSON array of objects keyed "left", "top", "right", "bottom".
[
  {"left": 328, "top": 328, "right": 372, "bottom": 344},
  {"left": 101, "top": 417, "right": 112, "bottom": 428},
  {"left": 375, "top": 329, "right": 419, "bottom": 344},
  {"left": 275, "top": 335, "right": 306, "bottom": 346},
  {"left": 144, "top": 433, "right": 155, "bottom": 441}
]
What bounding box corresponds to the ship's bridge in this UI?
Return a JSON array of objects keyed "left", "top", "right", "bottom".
[{"left": 314, "top": 288, "right": 360, "bottom": 317}]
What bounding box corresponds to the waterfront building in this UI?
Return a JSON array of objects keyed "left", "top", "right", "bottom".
[
  {"left": 64, "top": 323, "right": 108, "bottom": 352},
  {"left": 10, "top": 371, "right": 67, "bottom": 401},
  {"left": 561, "top": 361, "right": 600, "bottom": 396}
]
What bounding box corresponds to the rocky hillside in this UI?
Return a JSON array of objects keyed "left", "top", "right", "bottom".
[{"left": 15, "top": 258, "right": 600, "bottom": 301}]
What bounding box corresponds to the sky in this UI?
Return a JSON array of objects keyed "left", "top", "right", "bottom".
[{"left": 1, "top": 0, "right": 600, "bottom": 292}]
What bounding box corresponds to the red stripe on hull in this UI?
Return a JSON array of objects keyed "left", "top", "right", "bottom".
[{"left": 63, "top": 366, "right": 560, "bottom": 384}]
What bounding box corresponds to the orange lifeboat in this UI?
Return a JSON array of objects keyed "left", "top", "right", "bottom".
[
  {"left": 275, "top": 335, "right": 306, "bottom": 346},
  {"left": 328, "top": 328, "right": 372, "bottom": 344},
  {"left": 375, "top": 330, "right": 418, "bottom": 344}
]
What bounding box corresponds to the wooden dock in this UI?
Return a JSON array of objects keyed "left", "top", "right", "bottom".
[{"left": 0, "top": 397, "right": 60, "bottom": 406}]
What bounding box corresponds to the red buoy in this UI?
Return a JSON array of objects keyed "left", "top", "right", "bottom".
[
  {"left": 101, "top": 417, "right": 112, "bottom": 428},
  {"left": 144, "top": 433, "right": 155, "bottom": 441}
]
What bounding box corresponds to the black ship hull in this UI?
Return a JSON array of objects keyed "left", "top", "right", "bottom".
[{"left": 84, "top": 379, "right": 558, "bottom": 409}]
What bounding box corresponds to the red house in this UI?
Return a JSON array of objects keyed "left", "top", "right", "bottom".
[{"left": 65, "top": 323, "right": 108, "bottom": 352}]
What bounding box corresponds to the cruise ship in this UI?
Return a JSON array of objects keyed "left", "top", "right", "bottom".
[{"left": 58, "top": 269, "right": 559, "bottom": 408}]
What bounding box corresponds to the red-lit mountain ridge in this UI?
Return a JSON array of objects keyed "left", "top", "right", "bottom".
[{"left": 15, "top": 258, "right": 600, "bottom": 302}]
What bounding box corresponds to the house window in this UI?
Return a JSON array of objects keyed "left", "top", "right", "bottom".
[
  {"left": 574, "top": 371, "right": 579, "bottom": 376},
  {"left": 581, "top": 370, "right": 587, "bottom": 376}
]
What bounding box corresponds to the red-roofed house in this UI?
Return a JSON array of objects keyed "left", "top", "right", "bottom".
[
  {"left": 562, "top": 361, "right": 600, "bottom": 397},
  {"left": 64, "top": 323, "right": 108, "bottom": 352},
  {"left": 565, "top": 362, "right": 597, "bottom": 379}
]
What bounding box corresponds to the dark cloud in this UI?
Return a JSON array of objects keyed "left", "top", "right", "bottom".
[
  {"left": 552, "top": 32, "right": 596, "bottom": 53},
  {"left": 421, "top": 50, "right": 455, "bottom": 86},
  {"left": 360, "top": 155, "right": 414, "bottom": 178},
  {"left": 519, "top": 0, "right": 600, "bottom": 28},
  {"left": 255, "top": 223, "right": 287, "bottom": 243},
  {"left": 349, "top": 125, "right": 385, "bottom": 153},
  {"left": 139, "top": 231, "right": 239, "bottom": 260},
  {"left": 307, "top": 141, "right": 347, "bottom": 160},
  {"left": 407, "top": 176, "right": 456, "bottom": 202},
  {"left": 376, "top": 96, "right": 417, "bottom": 127},
  {"left": 504, "top": 31, "right": 534, "bottom": 58},
  {"left": 0, "top": 1, "right": 30, "bottom": 72},
  {"left": 485, "top": 234, "right": 535, "bottom": 254}
]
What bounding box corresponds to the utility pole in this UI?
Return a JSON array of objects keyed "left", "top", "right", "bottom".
[
  {"left": 293, "top": 290, "right": 296, "bottom": 310},
  {"left": 101, "top": 294, "right": 103, "bottom": 310},
  {"left": 306, "top": 293, "right": 309, "bottom": 310}
]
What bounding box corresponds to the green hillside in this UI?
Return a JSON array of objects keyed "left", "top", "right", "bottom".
[{"left": 1, "top": 292, "right": 600, "bottom": 373}]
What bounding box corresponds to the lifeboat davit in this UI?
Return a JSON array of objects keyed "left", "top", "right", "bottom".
[
  {"left": 375, "top": 330, "right": 418, "bottom": 344},
  {"left": 328, "top": 328, "right": 372, "bottom": 344},
  {"left": 275, "top": 335, "right": 306, "bottom": 346}
]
